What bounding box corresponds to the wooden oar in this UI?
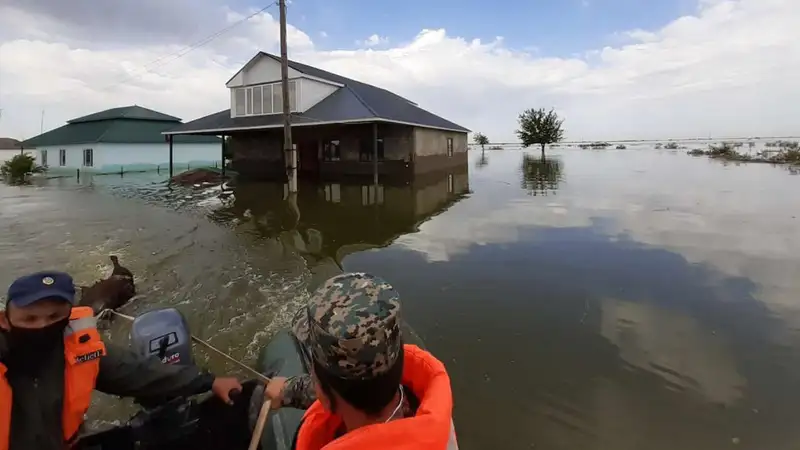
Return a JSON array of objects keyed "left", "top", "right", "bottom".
[{"left": 248, "top": 397, "right": 272, "bottom": 450}]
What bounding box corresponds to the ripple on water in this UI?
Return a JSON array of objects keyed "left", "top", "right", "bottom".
[{"left": 0, "top": 183, "right": 312, "bottom": 428}]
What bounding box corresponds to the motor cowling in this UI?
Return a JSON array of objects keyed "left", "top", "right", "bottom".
[{"left": 130, "top": 308, "right": 194, "bottom": 366}]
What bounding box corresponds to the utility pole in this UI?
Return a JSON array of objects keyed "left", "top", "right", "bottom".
[
  {"left": 40, "top": 110, "right": 45, "bottom": 135},
  {"left": 279, "top": 0, "right": 297, "bottom": 193}
]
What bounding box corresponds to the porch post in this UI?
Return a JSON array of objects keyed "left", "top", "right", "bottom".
[
  {"left": 287, "top": 143, "right": 298, "bottom": 193},
  {"left": 372, "top": 122, "right": 378, "bottom": 184},
  {"left": 168, "top": 135, "right": 174, "bottom": 179},
  {"left": 220, "top": 135, "right": 226, "bottom": 178}
]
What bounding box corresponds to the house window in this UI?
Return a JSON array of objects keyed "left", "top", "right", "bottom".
[
  {"left": 447, "top": 174, "right": 454, "bottom": 193},
  {"left": 235, "top": 88, "right": 246, "bottom": 116},
  {"left": 359, "top": 138, "right": 384, "bottom": 162},
  {"left": 59, "top": 149, "right": 66, "bottom": 166},
  {"left": 323, "top": 140, "right": 341, "bottom": 162},
  {"left": 41, "top": 150, "right": 48, "bottom": 166},
  {"left": 288, "top": 80, "right": 297, "bottom": 111},
  {"left": 262, "top": 85, "right": 273, "bottom": 114},
  {"left": 245, "top": 88, "right": 253, "bottom": 115},
  {"left": 83, "top": 148, "right": 93, "bottom": 167},
  {"left": 252, "top": 85, "right": 263, "bottom": 114},
  {"left": 446, "top": 138, "right": 454, "bottom": 157},
  {"left": 272, "top": 83, "right": 283, "bottom": 113},
  {"left": 233, "top": 80, "right": 298, "bottom": 117},
  {"left": 361, "top": 184, "right": 384, "bottom": 206}
]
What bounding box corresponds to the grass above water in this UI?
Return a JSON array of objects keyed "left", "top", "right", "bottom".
[{"left": 687, "top": 141, "right": 800, "bottom": 164}]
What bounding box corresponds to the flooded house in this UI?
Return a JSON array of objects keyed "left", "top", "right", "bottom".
[
  {"left": 164, "top": 52, "right": 470, "bottom": 181},
  {"left": 22, "top": 106, "right": 221, "bottom": 174}
]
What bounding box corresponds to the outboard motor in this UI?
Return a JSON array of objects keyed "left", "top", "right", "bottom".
[
  {"left": 130, "top": 308, "right": 194, "bottom": 366},
  {"left": 125, "top": 308, "right": 201, "bottom": 447}
]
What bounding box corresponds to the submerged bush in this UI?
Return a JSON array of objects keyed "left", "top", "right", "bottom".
[
  {"left": 1, "top": 154, "right": 45, "bottom": 185},
  {"left": 664, "top": 142, "right": 679, "bottom": 150}
]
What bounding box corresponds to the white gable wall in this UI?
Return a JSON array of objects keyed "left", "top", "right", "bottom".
[
  {"left": 227, "top": 55, "right": 302, "bottom": 87},
  {"left": 299, "top": 78, "right": 339, "bottom": 112},
  {"left": 36, "top": 143, "right": 221, "bottom": 173}
]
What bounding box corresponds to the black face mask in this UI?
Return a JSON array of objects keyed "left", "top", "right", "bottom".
[{"left": 5, "top": 316, "right": 70, "bottom": 360}]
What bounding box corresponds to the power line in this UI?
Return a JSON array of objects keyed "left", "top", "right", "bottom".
[{"left": 44, "top": 2, "right": 278, "bottom": 109}]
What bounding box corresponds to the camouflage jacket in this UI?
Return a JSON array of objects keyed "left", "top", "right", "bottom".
[{"left": 281, "top": 374, "right": 316, "bottom": 409}]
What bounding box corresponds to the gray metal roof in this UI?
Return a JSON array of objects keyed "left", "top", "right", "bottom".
[{"left": 166, "top": 52, "right": 469, "bottom": 135}]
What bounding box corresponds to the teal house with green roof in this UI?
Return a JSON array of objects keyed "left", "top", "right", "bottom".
[{"left": 23, "top": 105, "right": 221, "bottom": 174}]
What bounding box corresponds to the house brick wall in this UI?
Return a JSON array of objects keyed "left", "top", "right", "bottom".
[
  {"left": 229, "top": 122, "right": 466, "bottom": 180},
  {"left": 412, "top": 128, "right": 468, "bottom": 174}
]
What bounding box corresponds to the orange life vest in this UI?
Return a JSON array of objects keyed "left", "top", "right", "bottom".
[
  {"left": 295, "top": 344, "right": 459, "bottom": 450},
  {"left": 0, "top": 306, "right": 106, "bottom": 450}
]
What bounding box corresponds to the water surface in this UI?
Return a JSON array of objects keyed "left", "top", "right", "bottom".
[{"left": 1, "top": 148, "right": 799, "bottom": 449}]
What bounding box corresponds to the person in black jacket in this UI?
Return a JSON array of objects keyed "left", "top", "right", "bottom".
[{"left": 0, "top": 271, "right": 243, "bottom": 450}]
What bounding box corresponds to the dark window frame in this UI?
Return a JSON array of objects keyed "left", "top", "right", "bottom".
[
  {"left": 322, "top": 140, "right": 341, "bottom": 162},
  {"left": 359, "top": 138, "right": 385, "bottom": 162},
  {"left": 83, "top": 148, "right": 94, "bottom": 167},
  {"left": 59, "top": 149, "right": 66, "bottom": 166}
]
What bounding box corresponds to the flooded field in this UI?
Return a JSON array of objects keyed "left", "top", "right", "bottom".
[{"left": 2, "top": 148, "right": 800, "bottom": 449}]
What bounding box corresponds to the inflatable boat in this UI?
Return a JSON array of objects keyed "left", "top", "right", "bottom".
[{"left": 75, "top": 308, "right": 311, "bottom": 450}]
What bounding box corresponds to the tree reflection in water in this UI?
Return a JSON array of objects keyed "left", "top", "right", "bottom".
[{"left": 520, "top": 154, "right": 563, "bottom": 196}]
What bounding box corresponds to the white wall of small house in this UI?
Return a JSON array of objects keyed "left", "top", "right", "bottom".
[{"left": 36, "top": 143, "right": 221, "bottom": 173}]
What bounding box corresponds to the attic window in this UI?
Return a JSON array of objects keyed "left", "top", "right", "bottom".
[
  {"left": 235, "top": 89, "right": 246, "bottom": 116},
  {"left": 233, "top": 80, "right": 298, "bottom": 117}
]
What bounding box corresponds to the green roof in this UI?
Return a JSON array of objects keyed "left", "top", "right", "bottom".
[
  {"left": 23, "top": 106, "right": 220, "bottom": 147},
  {"left": 69, "top": 105, "right": 181, "bottom": 124}
]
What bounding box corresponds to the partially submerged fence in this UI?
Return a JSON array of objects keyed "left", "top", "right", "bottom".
[{"left": 43, "top": 161, "right": 225, "bottom": 181}]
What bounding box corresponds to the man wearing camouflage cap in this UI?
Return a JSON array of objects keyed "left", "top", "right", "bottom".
[{"left": 266, "top": 272, "right": 459, "bottom": 449}]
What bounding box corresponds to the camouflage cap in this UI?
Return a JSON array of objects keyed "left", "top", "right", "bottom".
[{"left": 292, "top": 272, "right": 402, "bottom": 381}]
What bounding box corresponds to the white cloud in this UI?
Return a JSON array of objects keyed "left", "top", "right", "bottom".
[
  {"left": 0, "top": 0, "right": 798, "bottom": 142},
  {"left": 356, "top": 34, "right": 389, "bottom": 47},
  {"left": 320, "top": 31, "right": 328, "bottom": 38}
]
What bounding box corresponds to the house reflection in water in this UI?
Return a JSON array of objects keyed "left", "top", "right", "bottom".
[{"left": 213, "top": 164, "right": 470, "bottom": 287}]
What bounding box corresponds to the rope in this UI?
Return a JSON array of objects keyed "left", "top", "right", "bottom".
[{"left": 100, "top": 308, "right": 270, "bottom": 383}]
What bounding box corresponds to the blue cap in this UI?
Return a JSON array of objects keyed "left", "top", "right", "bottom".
[{"left": 7, "top": 271, "right": 76, "bottom": 307}]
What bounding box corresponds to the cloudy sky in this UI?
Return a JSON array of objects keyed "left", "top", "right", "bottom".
[{"left": 0, "top": 0, "right": 798, "bottom": 142}]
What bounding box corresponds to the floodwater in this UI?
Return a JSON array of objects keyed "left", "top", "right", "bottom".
[{"left": 2, "top": 148, "right": 800, "bottom": 449}]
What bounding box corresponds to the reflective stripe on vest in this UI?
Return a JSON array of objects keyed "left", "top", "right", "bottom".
[{"left": 0, "top": 306, "right": 106, "bottom": 450}]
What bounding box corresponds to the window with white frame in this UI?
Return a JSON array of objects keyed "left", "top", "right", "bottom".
[
  {"left": 83, "top": 148, "right": 93, "bottom": 167},
  {"left": 446, "top": 138, "right": 454, "bottom": 157},
  {"left": 235, "top": 89, "right": 246, "bottom": 116},
  {"left": 233, "top": 80, "right": 298, "bottom": 117},
  {"left": 41, "top": 150, "right": 48, "bottom": 166},
  {"left": 59, "top": 149, "right": 66, "bottom": 166}
]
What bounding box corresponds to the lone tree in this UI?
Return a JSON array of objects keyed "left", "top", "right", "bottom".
[
  {"left": 516, "top": 108, "right": 565, "bottom": 158},
  {"left": 473, "top": 132, "right": 489, "bottom": 151}
]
